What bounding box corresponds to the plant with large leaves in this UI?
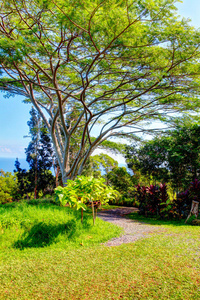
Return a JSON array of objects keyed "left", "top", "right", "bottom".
[{"left": 54, "top": 176, "right": 118, "bottom": 224}]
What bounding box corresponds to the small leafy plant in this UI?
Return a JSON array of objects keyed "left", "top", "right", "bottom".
[{"left": 54, "top": 176, "right": 119, "bottom": 224}]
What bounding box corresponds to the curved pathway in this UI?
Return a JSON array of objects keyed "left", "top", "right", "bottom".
[{"left": 98, "top": 207, "right": 165, "bottom": 247}]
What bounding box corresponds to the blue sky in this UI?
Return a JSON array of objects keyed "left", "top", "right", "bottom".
[{"left": 0, "top": 0, "right": 200, "bottom": 159}]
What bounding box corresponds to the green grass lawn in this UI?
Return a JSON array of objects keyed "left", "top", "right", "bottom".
[
  {"left": 0, "top": 200, "right": 122, "bottom": 250},
  {"left": 0, "top": 200, "right": 199, "bottom": 299}
]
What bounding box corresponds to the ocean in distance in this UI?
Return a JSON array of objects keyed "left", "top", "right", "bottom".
[
  {"left": 0, "top": 157, "right": 129, "bottom": 174},
  {"left": 0, "top": 157, "right": 29, "bottom": 173}
]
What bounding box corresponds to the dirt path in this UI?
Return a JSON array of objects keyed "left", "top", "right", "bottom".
[{"left": 98, "top": 207, "right": 165, "bottom": 246}]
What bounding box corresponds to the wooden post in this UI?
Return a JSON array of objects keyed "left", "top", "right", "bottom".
[
  {"left": 95, "top": 207, "right": 97, "bottom": 221},
  {"left": 91, "top": 201, "right": 95, "bottom": 225},
  {"left": 185, "top": 200, "right": 199, "bottom": 224}
]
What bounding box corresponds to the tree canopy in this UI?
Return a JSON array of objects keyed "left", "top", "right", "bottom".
[
  {"left": 125, "top": 122, "right": 200, "bottom": 191},
  {"left": 0, "top": 0, "right": 200, "bottom": 182}
]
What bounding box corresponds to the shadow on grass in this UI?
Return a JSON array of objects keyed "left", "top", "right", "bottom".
[
  {"left": 14, "top": 216, "right": 91, "bottom": 249},
  {"left": 127, "top": 212, "right": 189, "bottom": 227}
]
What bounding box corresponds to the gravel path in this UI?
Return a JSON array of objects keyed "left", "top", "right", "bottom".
[{"left": 98, "top": 207, "right": 165, "bottom": 247}]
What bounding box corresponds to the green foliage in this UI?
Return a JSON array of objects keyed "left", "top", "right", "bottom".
[
  {"left": 98, "top": 140, "right": 126, "bottom": 155},
  {"left": 167, "top": 124, "right": 200, "bottom": 190},
  {"left": 0, "top": 170, "right": 18, "bottom": 204},
  {"left": 55, "top": 176, "right": 118, "bottom": 207},
  {"left": 126, "top": 139, "right": 170, "bottom": 185},
  {"left": 54, "top": 176, "right": 119, "bottom": 223},
  {"left": 126, "top": 123, "right": 200, "bottom": 192},
  {"left": 82, "top": 153, "right": 118, "bottom": 177},
  {"left": 106, "top": 167, "right": 137, "bottom": 206},
  {"left": 1, "top": 0, "right": 200, "bottom": 182}
]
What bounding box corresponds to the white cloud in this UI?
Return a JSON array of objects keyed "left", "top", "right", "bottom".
[
  {"left": 0, "top": 145, "right": 25, "bottom": 158},
  {"left": 0, "top": 146, "right": 12, "bottom": 153}
]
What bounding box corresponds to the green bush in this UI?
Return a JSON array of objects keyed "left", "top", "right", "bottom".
[
  {"left": 54, "top": 176, "right": 119, "bottom": 224},
  {"left": 136, "top": 180, "right": 200, "bottom": 220},
  {"left": 0, "top": 170, "right": 18, "bottom": 204},
  {"left": 136, "top": 183, "right": 173, "bottom": 219},
  {"left": 174, "top": 179, "right": 200, "bottom": 218}
]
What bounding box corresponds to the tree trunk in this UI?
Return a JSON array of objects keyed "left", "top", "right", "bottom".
[
  {"left": 185, "top": 200, "right": 199, "bottom": 224},
  {"left": 55, "top": 166, "right": 59, "bottom": 187},
  {"left": 34, "top": 156, "right": 38, "bottom": 199}
]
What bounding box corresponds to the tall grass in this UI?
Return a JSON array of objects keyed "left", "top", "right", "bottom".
[{"left": 0, "top": 200, "right": 122, "bottom": 252}]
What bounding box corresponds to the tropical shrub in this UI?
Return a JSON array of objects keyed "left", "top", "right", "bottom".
[
  {"left": 136, "top": 183, "right": 172, "bottom": 219},
  {"left": 0, "top": 170, "right": 18, "bottom": 204},
  {"left": 54, "top": 176, "right": 119, "bottom": 224},
  {"left": 136, "top": 179, "right": 200, "bottom": 220},
  {"left": 174, "top": 179, "right": 200, "bottom": 218}
]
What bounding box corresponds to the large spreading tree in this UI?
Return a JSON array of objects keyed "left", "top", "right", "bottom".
[{"left": 0, "top": 0, "right": 200, "bottom": 182}]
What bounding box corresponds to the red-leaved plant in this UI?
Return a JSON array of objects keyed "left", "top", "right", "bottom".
[{"left": 136, "top": 183, "right": 171, "bottom": 218}]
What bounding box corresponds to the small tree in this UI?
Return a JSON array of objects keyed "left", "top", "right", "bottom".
[
  {"left": 14, "top": 158, "right": 29, "bottom": 199},
  {"left": 24, "top": 107, "right": 55, "bottom": 198},
  {"left": 54, "top": 176, "right": 118, "bottom": 224}
]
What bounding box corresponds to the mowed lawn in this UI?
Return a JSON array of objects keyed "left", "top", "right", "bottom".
[{"left": 0, "top": 200, "right": 199, "bottom": 299}]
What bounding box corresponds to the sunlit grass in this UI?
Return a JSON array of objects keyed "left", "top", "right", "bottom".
[
  {"left": 0, "top": 200, "right": 122, "bottom": 251},
  {"left": 0, "top": 201, "right": 199, "bottom": 299}
]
